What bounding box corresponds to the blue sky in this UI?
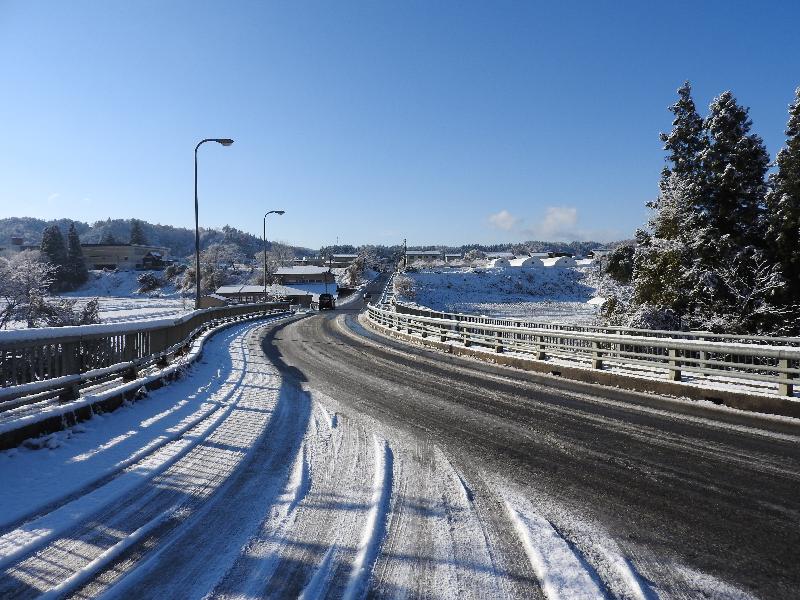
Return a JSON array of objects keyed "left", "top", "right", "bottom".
[{"left": 1, "top": 1, "right": 798, "bottom": 249}]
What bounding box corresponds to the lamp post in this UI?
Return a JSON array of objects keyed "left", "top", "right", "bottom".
[
  {"left": 194, "top": 138, "right": 233, "bottom": 309},
  {"left": 263, "top": 210, "right": 285, "bottom": 302}
]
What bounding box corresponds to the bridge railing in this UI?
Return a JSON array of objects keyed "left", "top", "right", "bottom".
[
  {"left": 0, "top": 302, "right": 290, "bottom": 404},
  {"left": 367, "top": 304, "right": 800, "bottom": 397}
]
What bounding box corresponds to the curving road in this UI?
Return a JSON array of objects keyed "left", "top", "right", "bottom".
[
  {"left": 264, "top": 279, "right": 800, "bottom": 599},
  {"left": 1, "top": 282, "right": 799, "bottom": 599}
]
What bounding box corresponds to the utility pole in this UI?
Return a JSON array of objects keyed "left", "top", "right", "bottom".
[
  {"left": 403, "top": 238, "right": 407, "bottom": 269},
  {"left": 325, "top": 254, "right": 331, "bottom": 295}
]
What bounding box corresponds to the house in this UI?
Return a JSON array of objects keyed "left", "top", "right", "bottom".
[
  {"left": 0, "top": 236, "right": 38, "bottom": 258},
  {"left": 485, "top": 252, "right": 515, "bottom": 260},
  {"left": 274, "top": 266, "right": 335, "bottom": 286},
  {"left": 509, "top": 256, "right": 544, "bottom": 268},
  {"left": 330, "top": 254, "right": 359, "bottom": 268},
  {"left": 443, "top": 253, "right": 462, "bottom": 263},
  {"left": 80, "top": 243, "right": 171, "bottom": 270},
  {"left": 292, "top": 256, "right": 326, "bottom": 267},
  {"left": 405, "top": 250, "right": 441, "bottom": 263},
  {"left": 215, "top": 284, "right": 313, "bottom": 307},
  {"left": 587, "top": 249, "right": 610, "bottom": 259}
]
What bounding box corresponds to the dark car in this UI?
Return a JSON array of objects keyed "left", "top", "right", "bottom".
[
  {"left": 363, "top": 292, "right": 372, "bottom": 299},
  {"left": 318, "top": 293, "right": 335, "bottom": 310}
]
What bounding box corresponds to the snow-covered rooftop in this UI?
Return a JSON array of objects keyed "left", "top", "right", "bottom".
[
  {"left": 274, "top": 266, "right": 332, "bottom": 275},
  {"left": 216, "top": 284, "right": 313, "bottom": 296}
]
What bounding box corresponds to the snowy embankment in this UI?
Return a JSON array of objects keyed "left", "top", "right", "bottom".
[
  {"left": 0, "top": 314, "right": 672, "bottom": 598},
  {"left": 61, "top": 269, "right": 191, "bottom": 324},
  {"left": 3, "top": 270, "right": 191, "bottom": 330},
  {"left": 403, "top": 264, "right": 608, "bottom": 323}
]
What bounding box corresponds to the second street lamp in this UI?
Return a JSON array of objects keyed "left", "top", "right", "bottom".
[
  {"left": 263, "top": 210, "right": 286, "bottom": 302},
  {"left": 194, "top": 138, "right": 234, "bottom": 309}
]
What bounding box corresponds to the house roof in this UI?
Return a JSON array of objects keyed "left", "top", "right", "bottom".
[
  {"left": 275, "top": 266, "right": 331, "bottom": 275},
  {"left": 406, "top": 250, "right": 441, "bottom": 256},
  {"left": 216, "top": 284, "right": 313, "bottom": 296},
  {"left": 332, "top": 254, "right": 358, "bottom": 259}
]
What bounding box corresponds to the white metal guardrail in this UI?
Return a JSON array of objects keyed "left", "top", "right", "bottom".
[
  {"left": 367, "top": 304, "right": 800, "bottom": 397},
  {"left": 0, "top": 302, "right": 290, "bottom": 405}
]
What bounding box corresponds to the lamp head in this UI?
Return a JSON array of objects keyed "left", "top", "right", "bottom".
[{"left": 216, "top": 138, "right": 234, "bottom": 146}]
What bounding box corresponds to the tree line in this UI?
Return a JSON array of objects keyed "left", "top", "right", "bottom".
[{"left": 607, "top": 83, "right": 800, "bottom": 335}]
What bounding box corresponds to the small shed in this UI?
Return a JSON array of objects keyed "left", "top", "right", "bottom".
[
  {"left": 488, "top": 257, "right": 511, "bottom": 268},
  {"left": 509, "top": 256, "right": 544, "bottom": 269},
  {"left": 198, "top": 294, "right": 229, "bottom": 309},
  {"left": 542, "top": 256, "right": 577, "bottom": 268},
  {"left": 215, "top": 284, "right": 314, "bottom": 307}
]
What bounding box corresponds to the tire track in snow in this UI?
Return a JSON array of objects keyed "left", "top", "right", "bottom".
[
  {"left": 502, "top": 492, "right": 607, "bottom": 600},
  {"left": 342, "top": 434, "right": 393, "bottom": 600},
  {"left": 0, "top": 321, "right": 266, "bottom": 573},
  {"left": 0, "top": 320, "right": 286, "bottom": 597}
]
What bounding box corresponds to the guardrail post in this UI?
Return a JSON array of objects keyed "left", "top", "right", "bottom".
[
  {"left": 59, "top": 341, "right": 80, "bottom": 401},
  {"left": 462, "top": 324, "right": 471, "bottom": 347},
  {"left": 535, "top": 335, "right": 546, "bottom": 360},
  {"left": 778, "top": 358, "right": 793, "bottom": 397},
  {"left": 496, "top": 330, "right": 503, "bottom": 353},
  {"left": 591, "top": 341, "right": 603, "bottom": 369},
  {"left": 699, "top": 337, "right": 708, "bottom": 375},
  {"left": 421, "top": 321, "right": 428, "bottom": 338},
  {"left": 668, "top": 348, "right": 681, "bottom": 381}
]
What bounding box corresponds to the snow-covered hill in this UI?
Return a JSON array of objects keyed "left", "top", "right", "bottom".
[{"left": 404, "top": 264, "right": 612, "bottom": 323}]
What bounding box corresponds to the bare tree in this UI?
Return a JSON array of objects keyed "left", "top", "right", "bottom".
[{"left": 0, "top": 251, "right": 57, "bottom": 328}]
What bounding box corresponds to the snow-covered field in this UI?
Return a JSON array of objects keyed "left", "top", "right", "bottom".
[
  {"left": 62, "top": 269, "right": 192, "bottom": 323},
  {"left": 2, "top": 270, "right": 191, "bottom": 330},
  {"left": 403, "top": 264, "right": 608, "bottom": 323}
]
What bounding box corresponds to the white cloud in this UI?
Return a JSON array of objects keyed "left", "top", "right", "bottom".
[
  {"left": 47, "top": 192, "right": 60, "bottom": 203},
  {"left": 485, "top": 205, "right": 621, "bottom": 242},
  {"left": 522, "top": 206, "right": 619, "bottom": 242},
  {"left": 487, "top": 209, "right": 519, "bottom": 231},
  {"left": 538, "top": 206, "right": 578, "bottom": 239}
]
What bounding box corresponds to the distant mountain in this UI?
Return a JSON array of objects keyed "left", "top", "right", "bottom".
[{"left": 0, "top": 217, "right": 313, "bottom": 261}]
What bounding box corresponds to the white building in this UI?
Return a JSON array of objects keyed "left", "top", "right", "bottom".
[{"left": 509, "top": 256, "right": 544, "bottom": 268}]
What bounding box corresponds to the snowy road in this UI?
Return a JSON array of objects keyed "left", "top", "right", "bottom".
[{"left": 1, "top": 289, "right": 799, "bottom": 598}]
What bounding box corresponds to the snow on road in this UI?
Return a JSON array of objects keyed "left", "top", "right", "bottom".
[{"left": 0, "top": 315, "right": 662, "bottom": 598}]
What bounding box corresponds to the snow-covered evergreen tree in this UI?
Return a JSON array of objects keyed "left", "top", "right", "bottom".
[
  {"left": 765, "top": 87, "right": 800, "bottom": 305},
  {"left": 99, "top": 230, "right": 118, "bottom": 244},
  {"left": 129, "top": 219, "right": 148, "bottom": 245},
  {"left": 39, "top": 225, "right": 69, "bottom": 289},
  {"left": 659, "top": 81, "right": 705, "bottom": 182},
  {"left": 66, "top": 222, "right": 89, "bottom": 287},
  {"left": 699, "top": 91, "right": 770, "bottom": 250}
]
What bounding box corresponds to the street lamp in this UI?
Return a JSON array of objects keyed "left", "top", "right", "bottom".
[
  {"left": 194, "top": 138, "right": 234, "bottom": 309},
  {"left": 263, "top": 210, "right": 285, "bottom": 303}
]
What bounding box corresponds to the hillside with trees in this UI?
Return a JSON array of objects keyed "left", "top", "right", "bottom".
[{"left": 0, "top": 218, "right": 313, "bottom": 262}]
